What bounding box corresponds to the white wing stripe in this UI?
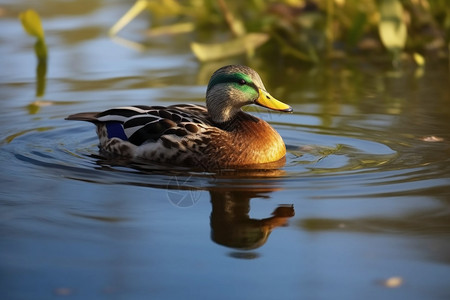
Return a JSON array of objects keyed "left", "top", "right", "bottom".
[{"left": 124, "top": 125, "right": 144, "bottom": 137}]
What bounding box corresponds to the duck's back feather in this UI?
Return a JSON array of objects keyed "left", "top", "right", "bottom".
[{"left": 67, "top": 104, "right": 212, "bottom": 145}]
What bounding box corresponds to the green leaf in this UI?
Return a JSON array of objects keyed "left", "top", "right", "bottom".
[
  {"left": 378, "top": 0, "right": 407, "bottom": 52},
  {"left": 109, "top": 0, "right": 148, "bottom": 36},
  {"left": 35, "top": 41, "right": 47, "bottom": 98},
  {"left": 347, "top": 12, "right": 367, "bottom": 47},
  {"left": 191, "top": 33, "right": 269, "bottom": 61},
  {"left": 413, "top": 52, "right": 425, "bottom": 66},
  {"left": 19, "top": 9, "right": 45, "bottom": 41},
  {"left": 146, "top": 22, "right": 195, "bottom": 36},
  {"left": 34, "top": 39, "right": 47, "bottom": 59},
  {"left": 19, "top": 9, "right": 48, "bottom": 98}
]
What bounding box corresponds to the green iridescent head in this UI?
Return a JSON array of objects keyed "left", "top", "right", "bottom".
[{"left": 206, "top": 65, "right": 292, "bottom": 123}]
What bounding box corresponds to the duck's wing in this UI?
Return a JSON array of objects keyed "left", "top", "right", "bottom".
[
  {"left": 167, "top": 103, "right": 209, "bottom": 118},
  {"left": 67, "top": 105, "right": 213, "bottom": 146}
]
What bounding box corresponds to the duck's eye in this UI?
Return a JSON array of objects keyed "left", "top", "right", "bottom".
[{"left": 238, "top": 79, "right": 246, "bottom": 85}]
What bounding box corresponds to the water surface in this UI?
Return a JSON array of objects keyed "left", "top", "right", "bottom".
[{"left": 1, "top": 1, "right": 450, "bottom": 299}]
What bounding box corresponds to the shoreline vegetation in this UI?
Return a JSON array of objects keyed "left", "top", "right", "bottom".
[{"left": 109, "top": 0, "right": 449, "bottom": 65}]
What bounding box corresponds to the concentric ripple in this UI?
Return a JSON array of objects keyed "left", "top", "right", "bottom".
[{"left": 4, "top": 110, "right": 446, "bottom": 200}]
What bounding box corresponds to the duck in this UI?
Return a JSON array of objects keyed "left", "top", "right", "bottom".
[{"left": 66, "top": 65, "right": 292, "bottom": 170}]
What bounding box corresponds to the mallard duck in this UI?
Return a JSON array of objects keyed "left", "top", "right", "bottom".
[{"left": 66, "top": 65, "right": 292, "bottom": 170}]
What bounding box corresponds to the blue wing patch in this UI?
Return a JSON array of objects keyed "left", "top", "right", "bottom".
[{"left": 106, "top": 122, "right": 128, "bottom": 141}]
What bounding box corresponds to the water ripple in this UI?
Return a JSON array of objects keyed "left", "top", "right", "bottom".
[{"left": 3, "top": 113, "right": 448, "bottom": 200}]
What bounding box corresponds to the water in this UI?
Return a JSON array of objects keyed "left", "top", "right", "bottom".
[{"left": 1, "top": 1, "right": 450, "bottom": 299}]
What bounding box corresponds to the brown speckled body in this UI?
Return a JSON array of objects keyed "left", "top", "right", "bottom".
[{"left": 92, "top": 110, "right": 286, "bottom": 170}]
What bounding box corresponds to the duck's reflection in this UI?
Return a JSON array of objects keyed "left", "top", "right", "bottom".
[
  {"left": 88, "top": 156, "right": 295, "bottom": 252},
  {"left": 209, "top": 190, "right": 294, "bottom": 250}
]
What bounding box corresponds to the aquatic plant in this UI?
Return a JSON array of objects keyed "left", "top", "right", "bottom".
[{"left": 19, "top": 9, "right": 47, "bottom": 98}]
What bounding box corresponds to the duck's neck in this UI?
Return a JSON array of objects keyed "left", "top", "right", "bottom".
[{"left": 212, "top": 111, "right": 259, "bottom": 132}]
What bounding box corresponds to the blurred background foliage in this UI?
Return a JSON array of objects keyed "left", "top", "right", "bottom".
[{"left": 111, "top": 0, "right": 450, "bottom": 65}]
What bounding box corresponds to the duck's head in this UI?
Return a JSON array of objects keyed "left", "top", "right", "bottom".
[{"left": 206, "top": 65, "right": 292, "bottom": 124}]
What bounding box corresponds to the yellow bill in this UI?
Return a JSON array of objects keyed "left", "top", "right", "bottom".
[{"left": 255, "top": 89, "right": 292, "bottom": 112}]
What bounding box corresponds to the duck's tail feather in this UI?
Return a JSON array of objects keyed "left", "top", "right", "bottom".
[{"left": 65, "top": 112, "right": 99, "bottom": 122}]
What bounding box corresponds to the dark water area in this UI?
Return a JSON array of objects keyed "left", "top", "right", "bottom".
[{"left": 1, "top": 1, "right": 450, "bottom": 299}]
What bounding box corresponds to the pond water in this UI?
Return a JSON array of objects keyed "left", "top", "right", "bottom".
[{"left": 1, "top": 1, "right": 450, "bottom": 299}]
